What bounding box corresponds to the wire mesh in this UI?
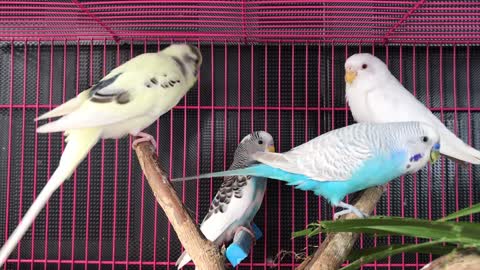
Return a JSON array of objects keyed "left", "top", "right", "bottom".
[
  {"left": 0, "top": 1, "right": 479, "bottom": 270},
  {"left": 0, "top": 1, "right": 479, "bottom": 44}
]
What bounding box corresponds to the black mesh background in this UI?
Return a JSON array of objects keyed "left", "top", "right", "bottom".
[{"left": 0, "top": 41, "right": 479, "bottom": 270}]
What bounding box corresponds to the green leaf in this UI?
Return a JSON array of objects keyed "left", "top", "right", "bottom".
[
  {"left": 292, "top": 226, "right": 320, "bottom": 238},
  {"left": 438, "top": 203, "right": 480, "bottom": 222},
  {"left": 346, "top": 243, "right": 455, "bottom": 261},
  {"left": 317, "top": 217, "right": 480, "bottom": 245},
  {"left": 340, "top": 240, "right": 446, "bottom": 270}
]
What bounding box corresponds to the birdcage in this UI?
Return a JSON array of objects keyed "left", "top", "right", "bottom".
[{"left": 0, "top": 1, "right": 479, "bottom": 269}]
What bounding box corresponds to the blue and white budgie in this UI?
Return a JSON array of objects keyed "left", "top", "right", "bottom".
[
  {"left": 175, "top": 131, "right": 275, "bottom": 269},
  {"left": 171, "top": 122, "right": 440, "bottom": 219},
  {"left": 345, "top": 53, "right": 480, "bottom": 164},
  {"left": 0, "top": 44, "right": 202, "bottom": 266}
]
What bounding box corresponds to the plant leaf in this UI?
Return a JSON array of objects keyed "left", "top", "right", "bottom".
[
  {"left": 318, "top": 217, "right": 480, "bottom": 245},
  {"left": 346, "top": 243, "right": 455, "bottom": 261},
  {"left": 438, "top": 202, "right": 480, "bottom": 222},
  {"left": 340, "top": 240, "right": 446, "bottom": 270}
]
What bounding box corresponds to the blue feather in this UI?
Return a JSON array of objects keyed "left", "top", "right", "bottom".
[{"left": 171, "top": 151, "right": 408, "bottom": 205}]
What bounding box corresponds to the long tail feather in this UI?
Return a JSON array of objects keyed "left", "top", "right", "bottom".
[
  {"left": 175, "top": 250, "right": 192, "bottom": 269},
  {"left": 170, "top": 166, "right": 263, "bottom": 182},
  {"left": 0, "top": 128, "right": 101, "bottom": 267}
]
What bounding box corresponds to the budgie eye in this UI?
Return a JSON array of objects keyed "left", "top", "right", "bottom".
[
  {"left": 421, "top": 136, "right": 429, "bottom": 143},
  {"left": 258, "top": 140, "right": 263, "bottom": 145},
  {"left": 362, "top": 64, "right": 368, "bottom": 69}
]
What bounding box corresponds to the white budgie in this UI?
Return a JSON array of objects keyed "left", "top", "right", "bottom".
[
  {"left": 175, "top": 131, "right": 275, "bottom": 269},
  {"left": 345, "top": 53, "right": 480, "bottom": 164},
  {"left": 171, "top": 122, "right": 440, "bottom": 219},
  {"left": 0, "top": 44, "right": 202, "bottom": 266}
]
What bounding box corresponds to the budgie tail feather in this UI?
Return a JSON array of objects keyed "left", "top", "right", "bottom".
[{"left": 0, "top": 128, "right": 101, "bottom": 267}]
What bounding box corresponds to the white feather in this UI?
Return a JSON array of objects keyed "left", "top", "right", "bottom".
[
  {"left": 346, "top": 53, "right": 480, "bottom": 164},
  {"left": 0, "top": 128, "right": 101, "bottom": 266}
]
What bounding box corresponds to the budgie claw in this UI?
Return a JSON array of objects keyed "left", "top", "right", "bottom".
[
  {"left": 235, "top": 225, "right": 256, "bottom": 244},
  {"left": 132, "top": 132, "right": 157, "bottom": 150},
  {"left": 334, "top": 201, "right": 369, "bottom": 220}
]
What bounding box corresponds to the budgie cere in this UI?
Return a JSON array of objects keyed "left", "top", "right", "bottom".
[
  {"left": 0, "top": 44, "right": 202, "bottom": 266},
  {"left": 171, "top": 122, "right": 441, "bottom": 219},
  {"left": 345, "top": 53, "right": 480, "bottom": 164},
  {"left": 175, "top": 131, "right": 275, "bottom": 269}
]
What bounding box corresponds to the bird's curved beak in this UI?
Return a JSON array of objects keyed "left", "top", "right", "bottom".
[
  {"left": 430, "top": 142, "right": 441, "bottom": 163},
  {"left": 267, "top": 144, "right": 275, "bottom": 152},
  {"left": 345, "top": 69, "right": 357, "bottom": 85}
]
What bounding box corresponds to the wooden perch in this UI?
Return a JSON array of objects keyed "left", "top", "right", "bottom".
[
  {"left": 134, "top": 141, "right": 225, "bottom": 270},
  {"left": 421, "top": 249, "right": 480, "bottom": 270},
  {"left": 297, "top": 186, "right": 385, "bottom": 270}
]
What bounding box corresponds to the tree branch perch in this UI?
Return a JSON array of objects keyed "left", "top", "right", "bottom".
[
  {"left": 297, "top": 186, "right": 385, "bottom": 270},
  {"left": 134, "top": 141, "right": 225, "bottom": 270}
]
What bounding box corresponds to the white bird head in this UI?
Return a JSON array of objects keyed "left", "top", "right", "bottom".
[
  {"left": 162, "top": 44, "right": 202, "bottom": 81},
  {"left": 237, "top": 131, "right": 275, "bottom": 164},
  {"left": 402, "top": 122, "right": 441, "bottom": 174},
  {"left": 344, "top": 53, "right": 392, "bottom": 90}
]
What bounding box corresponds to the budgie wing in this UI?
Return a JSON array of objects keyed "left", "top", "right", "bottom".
[
  {"left": 36, "top": 68, "right": 183, "bottom": 133},
  {"left": 252, "top": 129, "right": 373, "bottom": 181},
  {"left": 199, "top": 175, "right": 251, "bottom": 241},
  {"left": 366, "top": 87, "right": 480, "bottom": 164}
]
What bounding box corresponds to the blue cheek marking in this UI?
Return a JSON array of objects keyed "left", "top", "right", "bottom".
[
  {"left": 433, "top": 143, "right": 440, "bottom": 151},
  {"left": 409, "top": 153, "right": 423, "bottom": 162}
]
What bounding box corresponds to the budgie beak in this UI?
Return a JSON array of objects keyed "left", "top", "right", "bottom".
[
  {"left": 267, "top": 145, "right": 275, "bottom": 152},
  {"left": 345, "top": 70, "right": 357, "bottom": 84},
  {"left": 430, "top": 143, "right": 441, "bottom": 163}
]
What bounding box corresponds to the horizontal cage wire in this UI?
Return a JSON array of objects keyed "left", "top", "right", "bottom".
[{"left": 0, "top": 1, "right": 479, "bottom": 270}]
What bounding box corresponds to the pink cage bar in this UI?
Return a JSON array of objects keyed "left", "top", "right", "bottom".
[{"left": 0, "top": 1, "right": 478, "bottom": 269}]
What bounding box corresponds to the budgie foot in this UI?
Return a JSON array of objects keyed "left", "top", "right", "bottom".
[
  {"left": 333, "top": 201, "right": 369, "bottom": 220},
  {"left": 132, "top": 132, "right": 157, "bottom": 150},
  {"left": 235, "top": 225, "right": 256, "bottom": 244}
]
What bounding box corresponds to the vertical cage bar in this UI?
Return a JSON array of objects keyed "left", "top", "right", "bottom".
[
  {"left": 277, "top": 42, "right": 282, "bottom": 270},
  {"left": 31, "top": 39, "right": 41, "bottom": 270},
  {"left": 57, "top": 39, "right": 67, "bottom": 270},
  {"left": 4, "top": 39, "right": 14, "bottom": 270},
  {"left": 412, "top": 45, "right": 419, "bottom": 269},
  {"left": 111, "top": 42, "right": 121, "bottom": 269},
  {"left": 317, "top": 43, "right": 321, "bottom": 242},
  {"left": 330, "top": 43, "right": 335, "bottom": 219},
  {"left": 70, "top": 39, "right": 80, "bottom": 270},
  {"left": 250, "top": 44, "right": 254, "bottom": 133},
  {"left": 195, "top": 41, "right": 201, "bottom": 228},
  {"left": 453, "top": 45, "right": 459, "bottom": 221},
  {"left": 439, "top": 46, "right": 446, "bottom": 219},
  {"left": 44, "top": 39, "right": 54, "bottom": 270},
  {"left": 467, "top": 45, "right": 473, "bottom": 222},
  {"left": 290, "top": 42, "right": 295, "bottom": 269},
  {"left": 248, "top": 43, "right": 254, "bottom": 270},
  {"left": 180, "top": 39, "right": 188, "bottom": 265},
  {"left": 98, "top": 38, "right": 107, "bottom": 270},
  {"left": 399, "top": 44, "right": 405, "bottom": 270},
  {"left": 168, "top": 40, "right": 175, "bottom": 268},
  {"left": 17, "top": 40, "right": 28, "bottom": 270},
  {"left": 157, "top": 39, "right": 162, "bottom": 270},
  {"left": 263, "top": 43, "right": 268, "bottom": 270},
  {"left": 85, "top": 38, "right": 94, "bottom": 270},
  {"left": 237, "top": 43, "right": 241, "bottom": 143},
  {"left": 209, "top": 41, "right": 215, "bottom": 215},
  {"left": 125, "top": 40, "right": 134, "bottom": 268},
  {"left": 304, "top": 42, "right": 309, "bottom": 256},
  {"left": 138, "top": 40, "right": 147, "bottom": 270},
  {"left": 385, "top": 45, "right": 392, "bottom": 268},
  {"left": 371, "top": 44, "right": 377, "bottom": 270}
]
